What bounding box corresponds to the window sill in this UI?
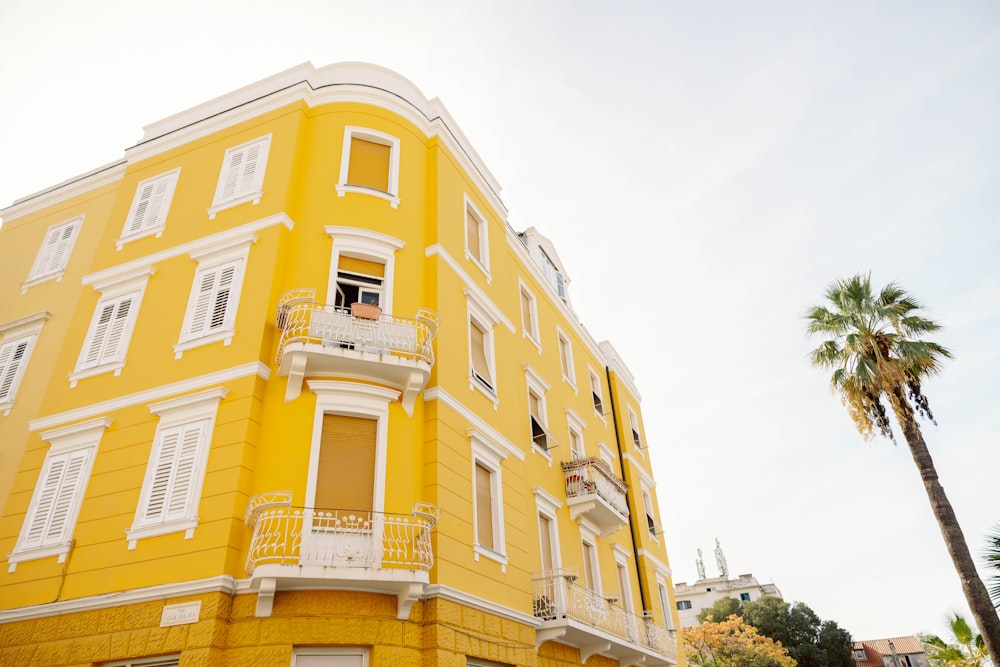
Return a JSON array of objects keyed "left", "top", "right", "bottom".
[
  {"left": 116, "top": 227, "right": 164, "bottom": 250},
  {"left": 207, "top": 191, "right": 262, "bottom": 220},
  {"left": 336, "top": 184, "right": 400, "bottom": 209},
  {"left": 173, "top": 329, "right": 235, "bottom": 359},
  {"left": 21, "top": 271, "right": 65, "bottom": 294},
  {"left": 470, "top": 376, "right": 499, "bottom": 408},
  {"left": 464, "top": 250, "right": 492, "bottom": 284},
  {"left": 473, "top": 544, "right": 508, "bottom": 572},
  {"left": 523, "top": 331, "right": 541, "bottom": 354},
  {"left": 7, "top": 543, "right": 71, "bottom": 572},
  {"left": 126, "top": 518, "right": 198, "bottom": 549},
  {"left": 69, "top": 362, "right": 125, "bottom": 388},
  {"left": 0, "top": 400, "right": 13, "bottom": 417}
]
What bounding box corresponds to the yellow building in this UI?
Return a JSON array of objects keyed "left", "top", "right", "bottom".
[{"left": 0, "top": 62, "right": 683, "bottom": 667}]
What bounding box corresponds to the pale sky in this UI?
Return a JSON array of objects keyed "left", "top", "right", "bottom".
[{"left": 2, "top": 0, "right": 998, "bottom": 643}]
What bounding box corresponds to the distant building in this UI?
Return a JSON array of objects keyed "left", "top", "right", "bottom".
[
  {"left": 673, "top": 573, "right": 782, "bottom": 626},
  {"left": 853, "top": 637, "right": 930, "bottom": 667}
]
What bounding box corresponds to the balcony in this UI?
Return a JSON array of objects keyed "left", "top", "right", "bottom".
[
  {"left": 562, "top": 458, "right": 629, "bottom": 537},
  {"left": 532, "top": 571, "right": 677, "bottom": 665},
  {"left": 244, "top": 492, "right": 440, "bottom": 619},
  {"left": 275, "top": 289, "right": 439, "bottom": 413}
]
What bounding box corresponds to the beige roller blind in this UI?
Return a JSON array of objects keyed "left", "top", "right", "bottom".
[
  {"left": 347, "top": 137, "right": 390, "bottom": 192},
  {"left": 316, "top": 414, "right": 376, "bottom": 511},
  {"left": 467, "top": 212, "right": 481, "bottom": 262},
  {"left": 539, "top": 514, "right": 553, "bottom": 572},
  {"left": 528, "top": 392, "right": 540, "bottom": 419},
  {"left": 338, "top": 255, "right": 385, "bottom": 278},
  {"left": 470, "top": 322, "right": 492, "bottom": 386},
  {"left": 520, "top": 290, "right": 533, "bottom": 332},
  {"left": 475, "top": 463, "right": 494, "bottom": 549},
  {"left": 582, "top": 542, "right": 595, "bottom": 591}
]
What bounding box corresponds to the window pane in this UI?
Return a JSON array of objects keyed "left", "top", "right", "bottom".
[
  {"left": 347, "top": 138, "right": 391, "bottom": 191},
  {"left": 475, "top": 463, "right": 494, "bottom": 549}
]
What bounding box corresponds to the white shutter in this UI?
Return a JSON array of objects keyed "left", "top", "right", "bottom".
[
  {"left": 219, "top": 148, "right": 244, "bottom": 202},
  {"left": 237, "top": 141, "right": 262, "bottom": 196},
  {"left": 214, "top": 137, "right": 269, "bottom": 206},
  {"left": 80, "top": 296, "right": 134, "bottom": 369},
  {"left": 30, "top": 219, "right": 80, "bottom": 279},
  {"left": 22, "top": 449, "right": 89, "bottom": 549},
  {"left": 188, "top": 262, "right": 238, "bottom": 336},
  {"left": 0, "top": 338, "right": 30, "bottom": 402},
  {"left": 126, "top": 173, "right": 175, "bottom": 236},
  {"left": 141, "top": 421, "right": 206, "bottom": 525}
]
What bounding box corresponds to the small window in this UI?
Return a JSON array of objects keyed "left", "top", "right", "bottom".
[
  {"left": 180, "top": 261, "right": 243, "bottom": 340},
  {"left": 740, "top": 592, "right": 752, "bottom": 601},
  {"left": 528, "top": 388, "right": 550, "bottom": 451},
  {"left": 568, "top": 427, "right": 584, "bottom": 460},
  {"left": 615, "top": 559, "right": 633, "bottom": 609},
  {"left": 293, "top": 648, "right": 368, "bottom": 667},
  {"left": 676, "top": 600, "right": 692, "bottom": 611},
  {"left": 0, "top": 335, "right": 35, "bottom": 412},
  {"left": 469, "top": 320, "right": 495, "bottom": 394},
  {"left": 658, "top": 582, "right": 674, "bottom": 629},
  {"left": 471, "top": 433, "right": 507, "bottom": 569},
  {"left": 334, "top": 255, "right": 385, "bottom": 310},
  {"left": 519, "top": 284, "right": 539, "bottom": 343},
  {"left": 25, "top": 216, "right": 83, "bottom": 286},
  {"left": 75, "top": 293, "right": 140, "bottom": 376},
  {"left": 589, "top": 370, "right": 605, "bottom": 417},
  {"left": 209, "top": 135, "right": 271, "bottom": 218},
  {"left": 643, "top": 489, "right": 658, "bottom": 537},
  {"left": 336, "top": 127, "right": 401, "bottom": 208},
  {"left": 465, "top": 197, "right": 489, "bottom": 273},
  {"left": 581, "top": 539, "right": 600, "bottom": 592},
  {"left": 629, "top": 408, "right": 643, "bottom": 450},
  {"left": 854, "top": 649, "right": 867, "bottom": 662},
  {"left": 119, "top": 170, "right": 179, "bottom": 245},
  {"left": 557, "top": 331, "right": 575, "bottom": 385},
  {"left": 540, "top": 249, "right": 566, "bottom": 300}
]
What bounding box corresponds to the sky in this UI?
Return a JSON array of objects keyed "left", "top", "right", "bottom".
[{"left": 2, "top": 0, "right": 998, "bottom": 644}]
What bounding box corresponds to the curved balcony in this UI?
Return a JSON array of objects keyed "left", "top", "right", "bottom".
[
  {"left": 562, "top": 457, "right": 629, "bottom": 537},
  {"left": 244, "top": 492, "right": 440, "bottom": 620},
  {"left": 275, "top": 289, "right": 439, "bottom": 413},
  {"left": 532, "top": 570, "right": 677, "bottom": 665}
]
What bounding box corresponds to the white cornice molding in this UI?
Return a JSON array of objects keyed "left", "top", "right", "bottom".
[
  {"left": 424, "top": 387, "right": 525, "bottom": 461},
  {"left": 422, "top": 583, "right": 539, "bottom": 627},
  {"left": 0, "top": 575, "right": 239, "bottom": 623},
  {"left": 636, "top": 550, "right": 672, "bottom": 579},
  {"left": 600, "top": 340, "right": 642, "bottom": 403},
  {"left": 82, "top": 213, "right": 293, "bottom": 289},
  {"left": 0, "top": 311, "right": 52, "bottom": 338},
  {"left": 0, "top": 161, "right": 126, "bottom": 223},
  {"left": 29, "top": 362, "right": 269, "bottom": 432},
  {"left": 425, "top": 243, "right": 514, "bottom": 333}
]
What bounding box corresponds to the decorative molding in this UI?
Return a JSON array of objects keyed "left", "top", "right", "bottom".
[
  {"left": 636, "top": 550, "right": 672, "bottom": 578},
  {"left": 81, "top": 214, "right": 293, "bottom": 290},
  {"left": 424, "top": 387, "right": 524, "bottom": 461},
  {"left": 425, "top": 243, "right": 514, "bottom": 333},
  {"left": 0, "top": 311, "right": 52, "bottom": 338},
  {"left": 0, "top": 575, "right": 240, "bottom": 623},
  {"left": 0, "top": 161, "right": 126, "bottom": 223},
  {"left": 40, "top": 417, "right": 113, "bottom": 452},
  {"left": 30, "top": 362, "right": 269, "bottom": 432},
  {"left": 422, "top": 583, "right": 539, "bottom": 627}
]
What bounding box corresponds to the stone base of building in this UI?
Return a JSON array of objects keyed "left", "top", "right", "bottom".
[{"left": 0, "top": 589, "right": 628, "bottom": 667}]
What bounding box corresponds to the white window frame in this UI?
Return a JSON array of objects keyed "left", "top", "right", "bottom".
[
  {"left": 676, "top": 600, "right": 692, "bottom": 611},
  {"left": 524, "top": 365, "right": 552, "bottom": 456},
  {"left": 208, "top": 134, "right": 271, "bottom": 219},
  {"left": 656, "top": 576, "right": 675, "bottom": 629},
  {"left": 126, "top": 388, "right": 227, "bottom": 548},
  {"left": 464, "top": 194, "right": 490, "bottom": 279},
  {"left": 8, "top": 417, "right": 110, "bottom": 571},
  {"left": 70, "top": 268, "right": 153, "bottom": 387},
  {"left": 23, "top": 216, "right": 84, "bottom": 290},
  {"left": 467, "top": 292, "right": 500, "bottom": 403},
  {"left": 612, "top": 544, "right": 634, "bottom": 610},
  {"left": 0, "top": 312, "right": 49, "bottom": 416},
  {"left": 292, "top": 647, "right": 369, "bottom": 666},
  {"left": 642, "top": 486, "right": 660, "bottom": 540},
  {"left": 557, "top": 328, "right": 576, "bottom": 388},
  {"left": 580, "top": 527, "right": 602, "bottom": 594},
  {"left": 629, "top": 406, "right": 644, "bottom": 453},
  {"left": 589, "top": 368, "right": 606, "bottom": 422},
  {"left": 471, "top": 429, "right": 508, "bottom": 570},
  {"left": 326, "top": 227, "right": 404, "bottom": 316},
  {"left": 117, "top": 169, "right": 180, "bottom": 248},
  {"left": 565, "top": 407, "right": 586, "bottom": 461},
  {"left": 305, "top": 381, "right": 397, "bottom": 514},
  {"left": 174, "top": 235, "right": 253, "bottom": 358},
  {"left": 533, "top": 486, "right": 563, "bottom": 574},
  {"left": 336, "top": 126, "right": 401, "bottom": 208},
  {"left": 518, "top": 280, "right": 540, "bottom": 348}
]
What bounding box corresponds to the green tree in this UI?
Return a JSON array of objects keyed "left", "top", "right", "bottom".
[
  {"left": 921, "top": 613, "right": 989, "bottom": 667},
  {"left": 806, "top": 273, "right": 1000, "bottom": 660},
  {"left": 742, "top": 597, "right": 853, "bottom": 667},
  {"left": 683, "top": 614, "right": 797, "bottom": 667},
  {"left": 698, "top": 597, "right": 744, "bottom": 623}
]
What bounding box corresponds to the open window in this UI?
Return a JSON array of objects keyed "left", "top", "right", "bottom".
[
  {"left": 589, "top": 369, "right": 605, "bottom": 418},
  {"left": 334, "top": 255, "right": 385, "bottom": 311}
]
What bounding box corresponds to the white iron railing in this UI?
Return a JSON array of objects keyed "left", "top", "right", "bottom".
[
  {"left": 275, "top": 289, "right": 439, "bottom": 366},
  {"left": 561, "top": 457, "right": 629, "bottom": 519},
  {"left": 245, "top": 495, "right": 440, "bottom": 576},
  {"left": 532, "top": 570, "right": 677, "bottom": 660}
]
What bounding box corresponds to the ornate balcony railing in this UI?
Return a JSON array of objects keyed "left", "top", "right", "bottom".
[
  {"left": 245, "top": 496, "right": 440, "bottom": 576},
  {"left": 532, "top": 570, "right": 677, "bottom": 662},
  {"left": 562, "top": 458, "right": 629, "bottom": 536}
]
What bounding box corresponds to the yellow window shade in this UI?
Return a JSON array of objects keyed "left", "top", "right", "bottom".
[
  {"left": 470, "top": 323, "right": 492, "bottom": 386},
  {"left": 467, "top": 212, "right": 481, "bottom": 261},
  {"left": 475, "top": 463, "right": 494, "bottom": 549},
  {"left": 338, "top": 255, "right": 385, "bottom": 278},
  {"left": 347, "top": 137, "right": 391, "bottom": 192},
  {"left": 539, "top": 515, "right": 553, "bottom": 572},
  {"left": 316, "top": 414, "right": 376, "bottom": 511},
  {"left": 521, "top": 290, "right": 533, "bottom": 332}
]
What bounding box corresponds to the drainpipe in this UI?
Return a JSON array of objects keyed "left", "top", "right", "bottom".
[{"left": 606, "top": 365, "right": 650, "bottom": 615}]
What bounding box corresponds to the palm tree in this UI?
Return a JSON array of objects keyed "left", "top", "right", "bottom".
[
  {"left": 806, "top": 273, "right": 1000, "bottom": 661},
  {"left": 986, "top": 524, "right": 1000, "bottom": 610},
  {"left": 921, "top": 613, "right": 989, "bottom": 667}
]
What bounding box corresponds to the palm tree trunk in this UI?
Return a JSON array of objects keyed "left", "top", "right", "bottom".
[{"left": 890, "top": 388, "right": 1000, "bottom": 661}]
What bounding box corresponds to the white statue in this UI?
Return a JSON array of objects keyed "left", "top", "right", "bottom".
[{"left": 714, "top": 538, "right": 729, "bottom": 579}]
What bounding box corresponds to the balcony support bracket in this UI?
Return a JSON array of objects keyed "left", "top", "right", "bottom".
[
  {"left": 536, "top": 626, "right": 567, "bottom": 650},
  {"left": 284, "top": 354, "right": 307, "bottom": 403},
  {"left": 620, "top": 653, "right": 647, "bottom": 667},
  {"left": 581, "top": 642, "right": 612, "bottom": 663},
  {"left": 397, "top": 582, "right": 424, "bottom": 620},
  {"left": 255, "top": 577, "right": 277, "bottom": 618}
]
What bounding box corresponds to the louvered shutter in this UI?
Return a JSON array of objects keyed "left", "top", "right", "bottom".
[
  {"left": 475, "top": 463, "right": 494, "bottom": 549},
  {"left": 48, "top": 223, "right": 77, "bottom": 273},
  {"left": 237, "top": 141, "right": 262, "bottom": 196},
  {"left": 316, "top": 414, "right": 376, "bottom": 512},
  {"left": 0, "top": 338, "right": 29, "bottom": 402},
  {"left": 142, "top": 422, "right": 205, "bottom": 525},
  {"left": 127, "top": 175, "right": 172, "bottom": 235},
  {"left": 81, "top": 296, "right": 133, "bottom": 368},
  {"left": 216, "top": 137, "right": 268, "bottom": 205},
  {"left": 188, "top": 261, "right": 238, "bottom": 336},
  {"left": 23, "top": 449, "right": 89, "bottom": 549},
  {"left": 219, "top": 148, "right": 244, "bottom": 202},
  {"left": 31, "top": 220, "right": 79, "bottom": 278}
]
